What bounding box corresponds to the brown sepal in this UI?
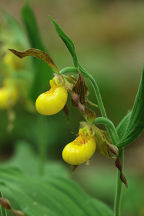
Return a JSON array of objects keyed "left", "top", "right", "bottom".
[
  {"left": 71, "top": 72, "right": 96, "bottom": 122},
  {"left": 115, "top": 157, "right": 128, "bottom": 188},
  {"left": 9, "top": 48, "right": 59, "bottom": 74},
  {"left": 0, "top": 197, "right": 26, "bottom": 216},
  {"left": 0, "top": 198, "right": 11, "bottom": 210},
  {"left": 106, "top": 142, "right": 119, "bottom": 157}
]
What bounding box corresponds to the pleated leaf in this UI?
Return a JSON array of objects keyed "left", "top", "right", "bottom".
[
  {"left": 117, "top": 69, "right": 144, "bottom": 148},
  {"left": 116, "top": 112, "right": 131, "bottom": 139},
  {"left": 0, "top": 141, "right": 69, "bottom": 178},
  {"left": 0, "top": 168, "right": 113, "bottom": 216}
]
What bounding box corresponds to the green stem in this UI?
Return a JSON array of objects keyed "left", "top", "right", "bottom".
[
  {"left": 114, "top": 149, "right": 124, "bottom": 216},
  {"left": 60, "top": 67, "right": 78, "bottom": 74},
  {"left": 94, "top": 117, "right": 119, "bottom": 144},
  {"left": 94, "top": 116, "right": 124, "bottom": 215}
]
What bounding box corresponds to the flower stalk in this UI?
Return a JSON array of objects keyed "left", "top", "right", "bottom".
[{"left": 114, "top": 149, "right": 124, "bottom": 216}]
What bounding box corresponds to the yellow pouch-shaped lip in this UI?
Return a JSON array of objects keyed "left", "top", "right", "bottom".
[
  {"left": 62, "top": 133, "right": 96, "bottom": 165},
  {"left": 35, "top": 80, "right": 68, "bottom": 116}
]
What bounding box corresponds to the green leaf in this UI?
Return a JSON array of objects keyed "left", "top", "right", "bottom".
[
  {"left": 76, "top": 167, "right": 143, "bottom": 215},
  {"left": 116, "top": 112, "right": 131, "bottom": 139},
  {"left": 117, "top": 69, "right": 144, "bottom": 148},
  {"left": 1, "top": 141, "right": 69, "bottom": 178},
  {"left": 0, "top": 168, "right": 113, "bottom": 216},
  {"left": 91, "top": 199, "right": 114, "bottom": 216},
  {"left": 21, "top": 4, "right": 44, "bottom": 50},
  {"left": 50, "top": 17, "right": 78, "bottom": 68},
  {"left": 21, "top": 4, "right": 53, "bottom": 101}
]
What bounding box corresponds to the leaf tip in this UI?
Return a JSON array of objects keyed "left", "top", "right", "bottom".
[{"left": 9, "top": 49, "right": 23, "bottom": 58}]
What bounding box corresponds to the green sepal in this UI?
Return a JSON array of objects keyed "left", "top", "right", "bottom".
[{"left": 94, "top": 127, "right": 119, "bottom": 158}]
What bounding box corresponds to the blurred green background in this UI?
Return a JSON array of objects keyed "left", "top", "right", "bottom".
[{"left": 0, "top": 0, "right": 144, "bottom": 216}]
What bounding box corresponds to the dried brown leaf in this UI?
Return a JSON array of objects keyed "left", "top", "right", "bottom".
[
  {"left": 0, "top": 197, "right": 26, "bottom": 216},
  {"left": 115, "top": 157, "right": 128, "bottom": 187},
  {"left": 9, "top": 48, "right": 59, "bottom": 73},
  {"left": 71, "top": 72, "right": 96, "bottom": 122}
]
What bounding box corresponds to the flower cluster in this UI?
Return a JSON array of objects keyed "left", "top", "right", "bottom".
[{"left": 9, "top": 48, "right": 119, "bottom": 168}]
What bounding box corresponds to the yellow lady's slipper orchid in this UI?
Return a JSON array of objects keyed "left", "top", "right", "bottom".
[
  {"left": 62, "top": 127, "right": 96, "bottom": 165},
  {"left": 0, "top": 86, "right": 18, "bottom": 109},
  {"left": 35, "top": 79, "right": 68, "bottom": 115}
]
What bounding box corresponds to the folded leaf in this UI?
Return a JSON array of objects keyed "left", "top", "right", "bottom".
[
  {"left": 117, "top": 69, "right": 144, "bottom": 148},
  {"left": 116, "top": 112, "right": 131, "bottom": 139}
]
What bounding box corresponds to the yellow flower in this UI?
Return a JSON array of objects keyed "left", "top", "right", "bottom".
[
  {"left": 62, "top": 127, "right": 96, "bottom": 165},
  {"left": 0, "top": 85, "right": 18, "bottom": 109},
  {"left": 4, "top": 52, "right": 24, "bottom": 71},
  {"left": 35, "top": 79, "right": 68, "bottom": 115}
]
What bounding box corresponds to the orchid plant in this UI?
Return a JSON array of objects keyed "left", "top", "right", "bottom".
[
  {"left": 0, "top": 4, "right": 143, "bottom": 216},
  {"left": 8, "top": 14, "right": 144, "bottom": 216}
]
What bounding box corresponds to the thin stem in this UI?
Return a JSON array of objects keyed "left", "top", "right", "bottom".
[
  {"left": 60, "top": 67, "right": 78, "bottom": 74},
  {"left": 94, "top": 117, "right": 119, "bottom": 144},
  {"left": 114, "top": 149, "right": 124, "bottom": 216}
]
